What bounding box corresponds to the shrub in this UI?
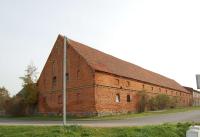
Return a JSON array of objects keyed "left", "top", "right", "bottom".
[
  {"left": 169, "top": 96, "right": 177, "bottom": 108},
  {"left": 155, "top": 94, "right": 170, "bottom": 110},
  {"left": 148, "top": 94, "right": 173, "bottom": 111},
  {"left": 5, "top": 96, "right": 26, "bottom": 116},
  {"left": 148, "top": 97, "right": 157, "bottom": 111}
]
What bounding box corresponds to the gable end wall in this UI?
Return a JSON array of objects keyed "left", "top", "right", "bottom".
[{"left": 37, "top": 36, "right": 97, "bottom": 116}]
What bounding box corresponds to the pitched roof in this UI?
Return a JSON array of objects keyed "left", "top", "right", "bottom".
[
  {"left": 184, "top": 86, "right": 200, "bottom": 93},
  {"left": 60, "top": 35, "right": 187, "bottom": 92}
]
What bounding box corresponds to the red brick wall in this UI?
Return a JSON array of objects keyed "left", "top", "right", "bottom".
[
  {"left": 38, "top": 36, "right": 97, "bottom": 116},
  {"left": 94, "top": 71, "right": 191, "bottom": 115},
  {"left": 38, "top": 37, "right": 64, "bottom": 114},
  {"left": 67, "top": 43, "right": 96, "bottom": 116}
]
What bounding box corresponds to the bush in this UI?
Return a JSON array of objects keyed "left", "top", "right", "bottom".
[
  {"left": 139, "top": 92, "right": 178, "bottom": 112},
  {"left": 155, "top": 94, "right": 170, "bottom": 110},
  {"left": 5, "top": 96, "right": 26, "bottom": 116},
  {"left": 169, "top": 96, "right": 177, "bottom": 108},
  {"left": 148, "top": 94, "right": 172, "bottom": 111},
  {"left": 17, "top": 84, "right": 38, "bottom": 115},
  {"left": 137, "top": 90, "right": 149, "bottom": 113},
  {"left": 148, "top": 97, "right": 157, "bottom": 111}
]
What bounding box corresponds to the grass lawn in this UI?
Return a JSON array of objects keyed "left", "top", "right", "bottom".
[
  {"left": 0, "top": 115, "right": 63, "bottom": 121},
  {"left": 0, "top": 106, "right": 200, "bottom": 121},
  {"left": 0, "top": 123, "right": 198, "bottom": 137},
  {"left": 88, "top": 106, "right": 200, "bottom": 120}
]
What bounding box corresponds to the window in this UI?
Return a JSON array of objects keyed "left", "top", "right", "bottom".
[
  {"left": 52, "top": 76, "right": 57, "bottom": 89},
  {"left": 127, "top": 95, "right": 131, "bottom": 102},
  {"left": 159, "top": 88, "right": 161, "bottom": 92},
  {"left": 151, "top": 87, "right": 154, "bottom": 91},
  {"left": 116, "top": 94, "right": 120, "bottom": 103},
  {"left": 166, "top": 90, "right": 168, "bottom": 94}
]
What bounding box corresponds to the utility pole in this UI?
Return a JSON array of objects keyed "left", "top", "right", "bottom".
[{"left": 63, "top": 36, "right": 67, "bottom": 126}]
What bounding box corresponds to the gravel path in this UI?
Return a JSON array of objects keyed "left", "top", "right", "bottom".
[{"left": 0, "top": 110, "right": 200, "bottom": 127}]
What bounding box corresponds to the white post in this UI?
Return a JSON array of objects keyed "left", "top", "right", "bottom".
[{"left": 63, "top": 36, "right": 67, "bottom": 126}]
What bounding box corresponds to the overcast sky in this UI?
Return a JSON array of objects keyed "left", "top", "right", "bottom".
[{"left": 0, "top": 0, "right": 200, "bottom": 96}]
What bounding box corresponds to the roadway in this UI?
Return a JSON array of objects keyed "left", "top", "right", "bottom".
[{"left": 0, "top": 110, "right": 200, "bottom": 127}]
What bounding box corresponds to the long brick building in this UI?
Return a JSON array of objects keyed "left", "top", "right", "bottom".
[
  {"left": 184, "top": 86, "right": 200, "bottom": 106},
  {"left": 37, "top": 35, "right": 191, "bottom": 116}
]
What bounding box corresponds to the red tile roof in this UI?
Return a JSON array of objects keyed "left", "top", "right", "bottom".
[{"left": 60, "top": 35, "right": 187, "bottom": 92}]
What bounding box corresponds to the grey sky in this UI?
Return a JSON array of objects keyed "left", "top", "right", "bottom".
[{"left": 0, "top": 0, "right": 200, "bottom": 96}]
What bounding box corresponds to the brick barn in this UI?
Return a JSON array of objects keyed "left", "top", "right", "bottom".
[{"left": 37, "top": 35, "right": 191, "bottom": 116}]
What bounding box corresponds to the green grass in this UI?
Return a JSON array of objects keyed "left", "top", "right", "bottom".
[
  {"left": 1, "top": 106, "right": 200, "bottom": 121},
  {"left": 0, "top": 115, "right": 63, "bottom": 121},
  {"left": 85, "top": 106, "right": 200, "bottom": 120},
  {"left": 0, "top": 123, "right": 198, "bottom": 137}
]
